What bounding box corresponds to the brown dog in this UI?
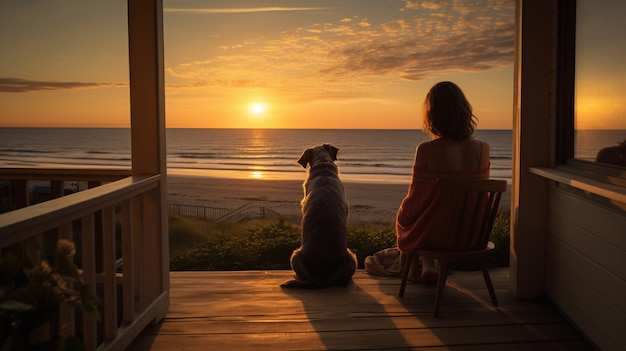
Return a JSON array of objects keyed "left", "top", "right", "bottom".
[{"left": 281, "top": 144, "right": 357, "bottom": 288}]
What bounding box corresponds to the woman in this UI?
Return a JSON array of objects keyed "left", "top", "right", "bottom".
[{"left": 396, "top": 81, "right": 490, "bottom": 283}]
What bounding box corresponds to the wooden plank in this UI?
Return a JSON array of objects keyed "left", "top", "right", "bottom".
[
  {"left": 546, "top": 222, "right": 626, "bottom": 312},
  {"left": 0, "top": 175, "right": 158, "bottom": 246},
  {"left": 549, "top": 212, "right": 625, "bottom": 281},
  {"left": 125, "top": 270, "right": 592, "bottom": 350},
  {"left": 128, "top": 324, "right": 584, "bottom": 350},
  {"left": 549, "top": 186, "right": 626, "bottom": 249},
  {"left": 102, "top": 206, "right": 118, "bottom": 341},
  {"left": 140, "top": 310, "right": 573, "bottom": 335},
  {"left": 530, "top": 166, "right": 626, "bottom": 204},
  {"left": 130, "top": 338, "right": 591, "bottom": 351},
  {"left": 545, "top": 179, "right": 626, "bottom": 351},
  {"left": 121, "top": 199, "right": 136, "bottom": 325},
  {"left": 81, "top": 214, "right": 97, "bottom": 351},
  {"left": 546, "top": 248, "right": 625, "bottom": 351}
]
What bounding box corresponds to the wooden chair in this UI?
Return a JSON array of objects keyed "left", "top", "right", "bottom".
[{"left": 398, "top": 178, "right": 507, "bottom": 317}]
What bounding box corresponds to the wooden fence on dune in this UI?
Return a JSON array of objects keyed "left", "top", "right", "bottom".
[{"left": 168, "top": 202, "right": 300, "bottom": 223}]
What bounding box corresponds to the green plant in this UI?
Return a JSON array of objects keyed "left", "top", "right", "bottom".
[
  {"left": 168, "top": 214, "right": 510, "bottom": 271},
  {"left": 170, "top": 218, "right": 301, "bottom": 270},
  {"left": 0, "top": 239, "right": 101, "bottom": 351},
  {"left": 347, "top": 225, "right": 396, "bottom": 268},
  {"left": 489, "top": 212, "right": 511, "bottom": 267},
  {"left": 169, "top": 218, "right": 397, "bottom": 270}
]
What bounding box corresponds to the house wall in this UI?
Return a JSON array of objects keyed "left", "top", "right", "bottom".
[
  {"left": 545, "top": 185, "right": 626, "bottom": 350},
  {"left": 514, "top": 1, "right": 626, "bottom": 350}
]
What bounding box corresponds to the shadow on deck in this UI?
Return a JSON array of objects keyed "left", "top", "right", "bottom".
[{"left": 126, "top": 269, "right": 592, "bottom": 350}]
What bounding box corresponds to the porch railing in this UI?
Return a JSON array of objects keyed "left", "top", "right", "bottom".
[{"left": 0, "top": 169, "right": 169, "bottom": 351}]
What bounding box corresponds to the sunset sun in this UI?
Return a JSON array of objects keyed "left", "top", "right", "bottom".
[{"left": 249, "top": 102, "right": 267, "bottom": 116}]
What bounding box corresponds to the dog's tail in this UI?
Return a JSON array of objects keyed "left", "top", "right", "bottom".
[{"left": 280, "top": 279, "right": 323, "bottom": 289}]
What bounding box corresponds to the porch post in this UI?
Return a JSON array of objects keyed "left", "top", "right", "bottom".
[
  {"left": 128, "top": 0, "right": 169, "bottom": 318},
  {"left": 510, "top": 0, "right": 555, "bottom": 298}
]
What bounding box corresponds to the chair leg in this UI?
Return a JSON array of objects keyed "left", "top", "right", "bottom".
[
  {"left": 479, "top": 259, "right": 498, "bottom": 307},
  {"left": 433, "top": 262, "right": 449, "bottom": 318},
  {"left": 399, "top": 254, "right": 412, "bottom": 297}
]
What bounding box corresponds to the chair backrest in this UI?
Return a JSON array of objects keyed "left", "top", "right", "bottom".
[{"left": 427, "top": 178, "right": 507, "bottom": 251}]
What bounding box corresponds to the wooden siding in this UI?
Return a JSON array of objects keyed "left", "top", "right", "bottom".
[
  {"left": 126, "top": 269, "right": 592, "bottom": 351},
  {"left": 546, "top": 185, "right": 626, "bottom": 351}
]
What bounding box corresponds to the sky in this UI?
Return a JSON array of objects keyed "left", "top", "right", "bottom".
[
  {"left": 0, "top": 0, "right": 517, "bottom": 129},
  {"left": 575, "top": 0, "right": 626, "bottom": 130}
]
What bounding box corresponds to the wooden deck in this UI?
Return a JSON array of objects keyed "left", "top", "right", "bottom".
[{"left": 126, "top": 269, "right": 593, "bottom": 350}]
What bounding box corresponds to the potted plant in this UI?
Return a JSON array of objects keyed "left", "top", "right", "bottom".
[{"left": 0, "top": 239, "right": 100, "bottom": 351}]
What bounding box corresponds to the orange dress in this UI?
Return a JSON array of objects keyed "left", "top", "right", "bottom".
[{"left": 395, "top": 166, "right": 489, "bottom": 254}]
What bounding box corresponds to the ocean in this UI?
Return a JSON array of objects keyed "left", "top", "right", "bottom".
[{"left": 1, "top": 128, "right": 513, "bottom": 184}]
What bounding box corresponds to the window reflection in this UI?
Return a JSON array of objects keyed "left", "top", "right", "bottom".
[
  {"left": 575, "top": 0, "right": 626, "bottom": 167},
  {"left": 596, "top": 140, "right": 626, "bottom": 167}
]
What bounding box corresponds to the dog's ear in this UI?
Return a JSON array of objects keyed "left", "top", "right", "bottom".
[
  {"left": 324, "top": 144, "right": 339, "bottom": 161},
  {"left": 298, "top": 148, "right": 311, "bottom": 168}
]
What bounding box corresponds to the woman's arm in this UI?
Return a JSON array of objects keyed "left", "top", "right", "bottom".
[{"left": 414, "top": 142, "right": 429, "bottom": 169}]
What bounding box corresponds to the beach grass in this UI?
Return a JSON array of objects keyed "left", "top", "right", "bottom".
[
  {"left": 169, "top": 215, "right": 396, "bottom": 270},
  {"left": 169, "top": 216, "right": 297, "bottom": 270},
  {"left": 168, "top": 215, "right": 277, "bottom": 258},
  {"left": 168, "top": 214, "right": 510, "bottom": 271}
]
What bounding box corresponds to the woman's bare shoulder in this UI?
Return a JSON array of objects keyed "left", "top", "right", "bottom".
[
  {"left": 416, "top": 140, "right": 441, "bottom": 156},
  {"left": 417, "top": 140, "right": 434, "bottom": 151},
  {"left": 470, "top": 138, "right": 490, "bottom": 168},
  {"left": 414, "top": 141, "right": 433, "bottom": 167},
  {"left": 474, "top": 138, "right": 490, "bottom": 152}
]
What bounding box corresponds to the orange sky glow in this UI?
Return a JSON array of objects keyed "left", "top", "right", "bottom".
[{"left": 2, "top": 1, "right": 521, "bottom": 129}]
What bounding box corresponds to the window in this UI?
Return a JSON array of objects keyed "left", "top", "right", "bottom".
[{"left": 574, "top": 0, "right": 626, "bottom": 168}]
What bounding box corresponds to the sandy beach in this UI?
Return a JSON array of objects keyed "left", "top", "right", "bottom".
[
  {"left": 167, "top": 174, "right": 409, "bottom": 223},
  {"left": 167, "top": 174, "right": 512, "bottom": 224}
]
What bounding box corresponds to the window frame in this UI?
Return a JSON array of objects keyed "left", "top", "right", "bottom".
[
  {"left": 556, "top": 0, "right": 626, "bottom": 185},
  {"left": 555, "top": 0, "right": 575, "bottom": 166}
]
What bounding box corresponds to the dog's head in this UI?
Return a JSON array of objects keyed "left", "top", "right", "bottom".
[{"left": 298, "top": 144, "right": 339, "bottom": 168}]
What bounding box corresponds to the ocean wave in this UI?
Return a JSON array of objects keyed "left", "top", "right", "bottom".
[
  {"left": 0, "top": 148, "right": 54, "bottom": 154},
  {"left": 341, "top": 162, "right": 408, "bottom": 169},
  {"left": 174, "top": 153, "right": 295, "bottom": 161},
  {"left": 170, "top": 164, "right": 300, "bottom": 173},
  {"left": 58, "top": 155, "right": 131, "bottom": 162},
  {"left": 0, "top": 128, "right": 515, "bottom": 182}
]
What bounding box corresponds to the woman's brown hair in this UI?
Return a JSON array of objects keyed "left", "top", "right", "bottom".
[{"left": 423, "top": 81, "right": 478, "bottom": 140}]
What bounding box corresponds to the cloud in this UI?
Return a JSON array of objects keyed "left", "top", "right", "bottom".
[
  {"left": 317, "top": 0, "right": 515, "bottom": 81},
  {"left": 166, "top": 1, "right": 514, "bottom": 98},
  {"left": 0, "top": 78, "right": 125, "bottom": 93},
  {"left": 321, "top": 21, "right": 514, "bottom": 81},
  {"left": 402, "top": 0, "right": 448, "bottom": 11},
  {"left": 164, "top": 7, "right": 332, "bottom": 14}
]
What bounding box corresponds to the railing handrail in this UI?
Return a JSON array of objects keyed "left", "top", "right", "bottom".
[
  {"left": 0, "top": 174, "right": 159, "bottom": 246},
  {"left": 215, "top": 203, "right": 254, "bottom": 223},
  {"left": 169, "top": 201, "right": 301, "bottom": 223},
  {"left": 0, "top": 167, "right": 131, "bottom": 182}
]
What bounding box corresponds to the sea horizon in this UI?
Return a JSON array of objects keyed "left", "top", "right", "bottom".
[
  {"left": 2, "top": 127, "right": 622, "bottom": 184},
  {"left": 0, "top": 128, "right": 514, "bottom": 183}
]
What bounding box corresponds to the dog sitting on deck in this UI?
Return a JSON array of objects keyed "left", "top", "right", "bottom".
[{"left": 281, "top": 144, "right": 357, "bottom": 289}]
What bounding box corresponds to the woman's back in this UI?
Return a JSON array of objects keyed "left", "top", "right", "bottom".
[{"left": 414, "top": 138, "right": 489, "bottom": 173}]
